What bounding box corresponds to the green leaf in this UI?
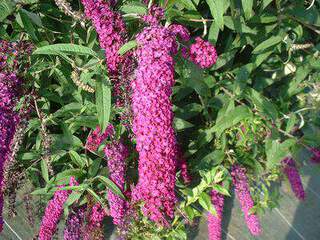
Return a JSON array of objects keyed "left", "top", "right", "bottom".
[
  {"left": 174, "top": 103, "right": 202, "bottom": 120},
  {"left": 33, "top": 44, "right": 98, "bottom": 57},
  {"left": 96, "top": 77, "right": 111, "bottom": 132},
  {"left": 0, "top": 0, "right": 14, "bottom": 22},
  {"left": 19, "top": 9, "right": 38, "bottom": 41},
  {"left": 55, "top": 169, "right": 84, "bottom": 182},
  {"left": 245, "top": 88, "right": 279, "bottom": 120},
  {"left": 233, "top": 66, "right": 250, "bottom": 95},
  {"left": 200, "top": 150, "right": 225, "bottom": 167},
  {"left": 206, "top": 0, "right": 226, "bottom": 30},
  {"left": 69, "top": 150, "right": 85, "bottom": 168},
  {"left": 285, "top": 114, "right": 297, "bottom": 133},
  {"left": 176, "top": 0, "right": 197, "bottom": 10},
  {"left": 199, "top": 192, "right": 216, "bottom": 215},
  {"left": 64, "top": 191, "right": 83, "bottom": 208},
  {"left": 252, "top": 36, "right": 283, "bottom": 54},
  {"left": 119, "top": 40, "right": 137, "bottom": 55},
  {"left": 224, "top": 16, "right": 257, "bottom": 34},
  {"left": 31, "top": 187, "right": 48, "bottom": 195},
  {"left": 86, "top": 188, "right": 104, "bottom": 204},
  {"left": 41, "top": 159, "right": 49, "bottom": 183},
  {"left": 121, "top": 3, "right": 147, "bottom": 14},
  {"left": 212, "top": 106, "right": 253, "bottom": 137},
  {"left": 212, "top": 184, "right": 230, "bottom": 196},
  {"left": 242, "top": 0, "right": 253, "bottom": 20},
  {"left": 208, "top": 22, "right": 220, "bottom": 44},
  {"left": 89, "top": 158, "right": 102, "bottom": 177},
  {"left": 174, "top": 118, "right": 194, "bottom": 131},
  {"left": 266, "top": 139, "right": 296, "bottom": 169},
  {"left": 211, "top": 49, "right": 237, "bottom": 70},
  {"left": 96, "top": 176, "right": 125, "bottom": 199}
]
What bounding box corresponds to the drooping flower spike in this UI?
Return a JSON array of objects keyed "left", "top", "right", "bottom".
[
  {"left": 207, "top": 189, "right": 224, "bottom": 240},
  {"left": 39, "top": 177, "right": 77, "bottom": 240},
  {"left": 131, "top": 24, "right": 180, "bottom": 224},
  {"left": 0, "top": 73, "right": 22, "bottom": 232},
  {"left": 231, "top": 165, "right": 262, "bottom": 236},
  {"left": 63, "top": 206, "right": 86, "bottom": 240},
  {"left": 282, "top": 157, "right": 305, "bottom": 200},
  {"left": 104, "top": 140, "right": 129, "bottom": 227}
]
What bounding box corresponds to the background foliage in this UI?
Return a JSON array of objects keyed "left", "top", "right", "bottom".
[{"left": 1, "top": 0, "right": 320, "bottom": 239}]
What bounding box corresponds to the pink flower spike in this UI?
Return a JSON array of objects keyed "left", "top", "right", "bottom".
[
  {"left": 39, "top": 177, "right": 77, "bottom": 240},
  {"left": 282, "top": 157, "right": 305, "bottom": 200},
  {"left": 231, "top": 165, "right": 262, "bottom": 236},
  {"left": 104, "top": 140, "right": 129, "bottom": 227},
  {"left": 131, "top": 24, "right": 179, "bottom": 225},
  {"left": 207, "top": 190, "right": 224, "bottom": 240}
]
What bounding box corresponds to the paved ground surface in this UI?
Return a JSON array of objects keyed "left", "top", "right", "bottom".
[{"left": 1, "top": 165, "right": 319, "bottom": 240}]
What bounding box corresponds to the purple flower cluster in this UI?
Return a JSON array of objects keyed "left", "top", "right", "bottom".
[
  {"left": 83, "top": 203, "right": 108, "bottom": 240},
  {"left": 131, "top": 25, "right": 180, "bottom": 224},
  {"left": 81, "top": 0, "right": 126, "bottom": 75},
  {"left": 85, "top": 125, "right": 114, "bottom": 152},
  {"left": 183, "top": 37, "right": 217, "bottom": 69},
  {"left": 81, "top": 0, "right": 132, "bottom": 109},
  {"left": 143, "top": 5, "right": 164, "bottom": 25},
  {"left": 39, "top": 177, "right": 77, "bottom": 240},
  {"left": 0, "top": 73, "right": 21, "bottom": 232},
  {"left": 104, "top": 140, "right": 129, "bottom": 227},
  {"left": 282, "top": 157, "right": 305, "bottom": 200},
  {"left": 207, "top": 190, "right": 224, "bottom": 240},
  {"left": 231, "top": 165, "right": 262, "bottom": 236},
  {"left": 63, "top": 207, "right": 85, "bottom": 240},
  {"left": 310, "top": 148, "right": 320, "bottom": 164},
  {"left": 168, "top": 24, "right": 191, "bottom": 42}
]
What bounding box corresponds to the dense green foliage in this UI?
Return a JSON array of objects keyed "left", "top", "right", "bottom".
[{"left": 1, "top": 0, "right": 320, "bottom": 239}]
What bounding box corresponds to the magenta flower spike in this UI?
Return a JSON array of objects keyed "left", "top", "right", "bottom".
[
  {"left": 231, "top": 165, "right": 262, "bottom": 236},
  {"left": 63, "top": 207, "right": 86, "bottom": 240},
  {"left": 0, "top": 73, "right": 22, "bottom": 232},
  {"left": 282, "top": 157, "right": 305, "bottom": 200},
  {"left": 207, "top": 190, "right": 224, "bottom": 240},
  {"left": 83, "top": 203, "right": 108, "bottom": 240},
  {"left": 104, "top": 140, "right": 129, "bottom": 227},
  {"left": 39, "top": 177, "right": 77, "bottom": 240},
  {"left": 130, "top": 23, "right": 181, "bottom": 224}
]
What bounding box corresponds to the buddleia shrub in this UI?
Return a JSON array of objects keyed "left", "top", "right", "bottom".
[{"left": 0, "top": 0, "right": 319, "bottom": 239}]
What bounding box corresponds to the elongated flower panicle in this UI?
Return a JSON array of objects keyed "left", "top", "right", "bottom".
[
  {"left": 64, "top": 207, "right": 85, "bottom": 240},
  {"left": 83, "top": 203, "right": 108, "bottom": 240},
  {"left": 282, "top": 157, "right": 305, "bottom": 200},
  {"left": 0, "top": 73, "right": 21, "bottom": 232},
  {"left": 231, "top": 165, "right": 262, "bottom": 236},
  {"left": 131, "top": 25, "right": 180, "bottom": 224},
  {"left": 81, "top": 0, "right": 125, "bottom": 74},
  {"left": 85, "top": 125, "right": 114, "bottom": 152},
  {"left": 39, "top": 177, "right": 77, "bottom": 240},
  {"left": 183, "top": 37, "right": 217, "bottom": 69},
  {"left": 310, "top": 148, "right": 320, "bottom": 164},
  {"left": 81, "top": 0, "right": 132, "bottom": 109},
  {"left": 104, "top": 140, "right": 129, "bottom": 227},
  {"left": 208, "top": 190, "right": 224, "bottom": 240}
]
